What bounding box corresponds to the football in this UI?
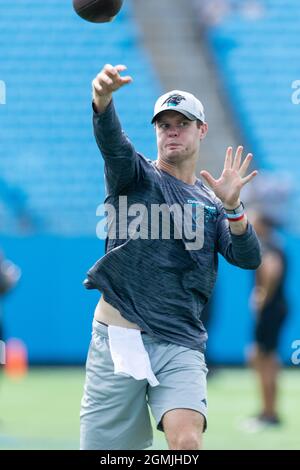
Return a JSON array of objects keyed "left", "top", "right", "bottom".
[{"left": 73, "top": 0, "right": 124, "bottom": 23}]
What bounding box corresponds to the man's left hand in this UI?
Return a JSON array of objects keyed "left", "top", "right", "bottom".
[{"left": 200, "top": 146, "right": 258, "bottom": 208}]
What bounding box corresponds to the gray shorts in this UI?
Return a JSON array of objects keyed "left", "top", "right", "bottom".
[{"left": 80, "top": 319, "right": 208, "bottom": 450}]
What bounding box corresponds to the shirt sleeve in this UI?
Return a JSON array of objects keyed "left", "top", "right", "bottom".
[
  {"left": 93, "top": 99, "right": 142, "bottom": 195},
  {"left": 216, "top": 202, "right": 262, "bottom": 270}
]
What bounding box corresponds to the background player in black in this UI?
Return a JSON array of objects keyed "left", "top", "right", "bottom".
[
  {"left": 248, "top": 210, "right": 288, "bottom": 426},
  {"left": 0, "top": 252, "right": 21, "bottom": 367}
]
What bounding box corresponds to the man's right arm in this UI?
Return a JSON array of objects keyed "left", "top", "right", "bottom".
[{"left": 92, "top": 64, "right": 140, "bottom": 194}]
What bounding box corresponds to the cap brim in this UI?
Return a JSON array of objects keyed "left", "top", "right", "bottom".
[{"left": 151, "top": 109, "right": 197, "bottom": 124}]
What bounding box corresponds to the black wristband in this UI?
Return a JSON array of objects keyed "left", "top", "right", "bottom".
[{"left": 224, "top": 201, "right": 244, "bottom": 214}]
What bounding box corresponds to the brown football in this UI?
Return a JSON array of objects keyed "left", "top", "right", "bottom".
[{"left": 73, "top": 0, "right": 124, "bottom": 23}]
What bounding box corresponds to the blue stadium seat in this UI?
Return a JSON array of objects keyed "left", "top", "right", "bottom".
[
  {"left": 205, "top": 0, "right": 300, "bottom": 363},
  {"left": 0, "top": 0, "right": 160, "bottom": 236},
  {"left": 0, "top": 0, "right": 161, "bottom": 363}
]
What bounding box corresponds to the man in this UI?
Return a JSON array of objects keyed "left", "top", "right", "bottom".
[
  {"left": 80, "top": 64, "right": 261, "bottom": 450},
  {"left": 247, "top": 210, "right": 288, "bottom": 429},
  {"left": 0, "top": 251, "right": 21, "bottom": 369}
]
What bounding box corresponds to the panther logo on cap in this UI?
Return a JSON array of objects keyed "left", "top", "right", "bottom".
[{"left": 162, "top": 94, "right": 186, "bottom": 107}]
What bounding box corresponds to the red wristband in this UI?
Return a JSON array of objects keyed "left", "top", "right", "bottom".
[{"left": 228, "top": 213, "right": 245, "bottom": 222}]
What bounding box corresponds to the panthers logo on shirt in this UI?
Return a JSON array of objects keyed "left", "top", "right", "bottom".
[
  {"left": 187, "top": 199, "right": 217, "bottom": 227},
  {"left": 162, "top": 94, "right": 186, "bottom": 107}
]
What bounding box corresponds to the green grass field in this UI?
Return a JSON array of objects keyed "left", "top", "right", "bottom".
[{"left": 0, "top": 367, "right": 299, "bottom": 450}]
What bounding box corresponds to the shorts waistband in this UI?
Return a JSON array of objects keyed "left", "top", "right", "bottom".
[{"left": 92, "top": 319, "right": 153, "bottom": 343}]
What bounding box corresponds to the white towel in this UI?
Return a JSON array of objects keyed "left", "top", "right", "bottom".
[{"left": 108, "top": 325, "right": 159, "bottom": 387}]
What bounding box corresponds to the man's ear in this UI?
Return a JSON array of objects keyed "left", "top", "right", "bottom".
[{"left": 199, "top": 122, "right": 208, "bottom": 141}]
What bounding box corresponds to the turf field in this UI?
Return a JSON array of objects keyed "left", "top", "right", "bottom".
[{"left": 0, "top": 367, "right": 299, "bottom": 450}]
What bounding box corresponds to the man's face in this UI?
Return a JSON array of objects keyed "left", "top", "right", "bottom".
[{"left": 155, "top": 111, "right": 207, "bottom": 163}]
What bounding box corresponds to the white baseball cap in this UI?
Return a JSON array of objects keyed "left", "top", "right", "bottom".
[{"left": 151, "top": 90, "right": 206, "bottom": 124}]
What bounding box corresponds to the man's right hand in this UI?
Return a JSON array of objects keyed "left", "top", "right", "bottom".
[{"left": 92, "top": 64, "right": 133, "bottom": 113}]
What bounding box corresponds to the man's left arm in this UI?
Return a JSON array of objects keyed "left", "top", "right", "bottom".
[
  {"left": 216, "top": 204, "right": 262, "bottom": 269},
  {"left": 200, "top": 146, "right": 262, "bottom": 269},
  {"left": 250, "top": 250, "right": 283, "bottom": 311}
]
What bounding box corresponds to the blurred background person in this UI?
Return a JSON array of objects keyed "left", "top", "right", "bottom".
[
  {"left": 247, "top": 210, "right": 288, "bottom": 428},
  {"left": 0, "top": 252, "right": 21, "bottom": 367},
  {"left": 243, "top": 172, "right": 291, "bottom": 430}
]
